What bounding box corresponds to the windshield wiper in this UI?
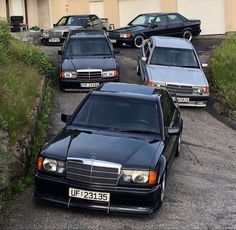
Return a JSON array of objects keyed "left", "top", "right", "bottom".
[
  {"left": 121, "top": 130, "right": 159, "bottom": 135},
  {"left": 66, "top": 126, "right": 92, "bottom": 134}
]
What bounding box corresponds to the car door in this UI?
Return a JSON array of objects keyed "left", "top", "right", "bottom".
[
  {"left": 166, "top": 13, "right": 185, "bottom": 37},
  {"left": 161, "top": 92, "right": 178, "bottom": 169},
  {"left": 139, "top": 40, "right": 152, "bottom": 82},
  {"left": 145, "top": 15, "right": 169, "bottom": 37}
]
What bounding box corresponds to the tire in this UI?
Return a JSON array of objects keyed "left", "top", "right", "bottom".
[
  {"left": 134, "top": 35, "right": 145, "bottom": 48},
  {"left": 183, "top": 30, "right": 193, "bottom": 41},
  {"left": 175, "top": 135, "right": 181, "bottom": 157},
  {"left": 156, "top": 170, "right": 166, "bottom": 210},
  {"left": 59, "top": 81, "right": 65, "bottom": 91}
]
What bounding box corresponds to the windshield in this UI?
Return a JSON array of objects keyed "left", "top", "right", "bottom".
[
  {"left": 71, "top": 95, "right": 160, "bottom": 134},
  {"left": 130, "top": 14, "right": 155, "bottom": 26},
  {"left": 150, "top": 47, "right": 199, "bottom": 68},
  {"left": 57, "top": 16, "right": 85, "bottom": 27},
  {"left": 66, "top": 38, "right": 112, "bottom": 56}
]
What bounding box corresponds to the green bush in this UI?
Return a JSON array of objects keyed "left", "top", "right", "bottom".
[
  {"left": 208, "top": 35, "right": 236, "bottom": 110},
  {"left": 0, "top": 20, "right": 54, "bottom": 141}
]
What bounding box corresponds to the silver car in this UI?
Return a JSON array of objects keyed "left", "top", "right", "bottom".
[
  {"left": 41, "top": 14, "right": 108, "bottom": 45},
  {"left": 137, "top": 36, "right": 209, "bottom": 107}
]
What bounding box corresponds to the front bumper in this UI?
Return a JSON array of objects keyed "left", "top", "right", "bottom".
[
  {"left": 171, "top": 94, "right": 209, "bottom": 107},
  {"left": 34, "top": 173, "right": 161, "bottom": 214},
  {"left": 60, "top": 77, "right": 119, "bottom": 91},
  {"left": 41, "top": 37, "right": 66, "bottom": 45},
  {"left": 109, "top": 35, "right": 133, "bottom": 47}
]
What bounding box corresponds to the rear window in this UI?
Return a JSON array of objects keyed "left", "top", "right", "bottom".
[
  {"left": 150, "top": 47, "right": 199, "bottom": 68},
  {"left": 65, "top": 37, "right": 112, "bottom": 56}
]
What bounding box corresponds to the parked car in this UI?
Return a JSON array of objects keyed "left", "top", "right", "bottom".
[
  {"left": 108, "top": 12, "right": 201, "bottom": 48},
  {"left": 34, "top": 82, "right": 183, "bottom": 214},
  {"left": 137, "top": 36, "right": 209, "bottom": 107},
  {"left": 41, "top": 14, "right": 109, "bottom": 45},
  {"left": 58, "top": 30, "right": 119, "bottom": 91}
]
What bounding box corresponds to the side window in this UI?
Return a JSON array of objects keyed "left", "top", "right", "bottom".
[
  {"left": 93, "top": 16, "right": 101, "bottom": 26},
  {"left": 167, "top": 14, "right": 183, "bottom": 24},
  {"left": 86, "top": 16, "right": 93, "bottom": 27},
  {"left": 161, "top": 92, "right": 175, "bottom": 127},
  {"left": 153, "top": 16, "right": 167, "bottom": 26},
  {"left": 143, "top": 39, "right": 152, "bottom": 59}
]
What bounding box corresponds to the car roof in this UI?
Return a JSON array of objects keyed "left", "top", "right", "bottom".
[
  {"left": 151, "top": 36, "right": 193, "bottom": 49},
  {"left": 93, "top": 83, "right": 164, "bottom": 101},
  {"left": 62, "top": 14, "right": 96, "bottom": 17},
  {"left": 137, "top": 12, "right": 177, "bottom": 16},
  {"left": 68, "top": 30, "right": 106, "bottom": 38}
]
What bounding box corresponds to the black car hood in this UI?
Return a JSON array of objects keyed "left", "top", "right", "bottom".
[
  {"left": 62, "top": 57, "right": 116, "bottom": 71},
  {"left": 42, "top": 129, "right": 161, "bottom": 169},
  {"left": 113, "top": 25, "right": 147, "bottom": 34}
]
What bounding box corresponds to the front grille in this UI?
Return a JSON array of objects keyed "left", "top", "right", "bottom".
[
  {"left": 49, "top": 31, "right": 63, "bottom": 38},
  {"left": 76, "top": 70, "right": 102, "bottom": 80},
  {"left": 108, "top": 31, "right": 120, "bottom": 39},
  {"left": 166, "top": 84, "right": 193, "bottom": 94},
  {"left": 66, "top": 159, "right": 121, "bottom": 186}
]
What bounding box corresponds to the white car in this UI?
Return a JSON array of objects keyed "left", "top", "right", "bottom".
[{"left": 137, "top": 36, "right": 209, "bottom": 107}]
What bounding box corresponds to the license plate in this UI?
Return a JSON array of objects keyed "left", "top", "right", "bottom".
[
  {"left": 177, "top": 97, "right": 190, "bottom": 103},
  {"left": 80, "top": 83, "right": 99, "bottom": 88},
  {"left": 110, "top": 39, "right": 116, "bottom": 43},
  {"left": 49, "top": 38, "right": 60, "bottom": 43},
  {"left": 69, "top": 188, "right": 110, "bottom": 202}
]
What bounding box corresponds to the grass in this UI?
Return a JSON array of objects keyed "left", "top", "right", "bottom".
[
  {"left": 0, "top": 20, "right": 55, "bottom": 219},
  {"left": 208, "top": 35, "right": 236, "bottom": 111},
  {"left": 0, "top": 20, "right": 54, "bottom": 142}
]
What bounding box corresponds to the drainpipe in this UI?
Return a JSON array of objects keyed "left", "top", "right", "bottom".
[{"left": 24, "top": 0, "right": 28, "bottom": 29}]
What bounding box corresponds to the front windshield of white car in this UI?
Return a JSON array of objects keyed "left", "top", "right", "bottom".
[
  {"left": 66, "top": 38, "right": 112, "bottom": 56},
  {"left": 71, "top": 95, "right": 160, "bottom": 134},
  {"left": 150, "top": 47, "right": 199, "bottom": 68},
  {"left": 130, "top": 15, "right": 155, "bottom": 26}
]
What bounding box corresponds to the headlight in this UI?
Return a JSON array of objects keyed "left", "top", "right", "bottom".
[
  {"left": 120, "top": 33, "right": 132, "bottom": 38},
  {"left": 121, "top": 170, "right": 157, "bottom": 184},
  {"left": 42, "top": 31, "right": 49, "bottom": 37},
  {"left": 60, "top": 71, "right": 77, "bottom": 78},
  {"left": 37, "top": 157, "right": 65, "bottom": 174},
  {"left": 147, "top": 81, "right": 166, "bottom": 88},
  {"left": 194, "top": 86, "right": 209, "bottom": 94},
  {"left": 102, "top": 70, "right": 118, "bottom": 78}
]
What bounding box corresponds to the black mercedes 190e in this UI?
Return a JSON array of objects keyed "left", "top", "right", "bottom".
[
  {"left": 108, "top": 12, "right": 201, "bottom": 48},
  {"left": 34, "top": 83, "right": 183, "bottom": 214}
]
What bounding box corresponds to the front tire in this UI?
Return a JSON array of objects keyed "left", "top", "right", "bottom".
[
  {"left": 156, "top": 170, "right": 166, "bottom": 210},
  {"left": 183, "top": 30, "right": 193, "bottom": 41},
  {"left": 134, "top": 35, "right": 144, "bottom": 48},
  {"left": 175, "top": 135, "right": 181, "bottom": 157}
]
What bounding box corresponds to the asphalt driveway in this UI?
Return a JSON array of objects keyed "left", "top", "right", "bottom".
[{"left": 1, "top": 36, "right": 235, "bottom": 230}]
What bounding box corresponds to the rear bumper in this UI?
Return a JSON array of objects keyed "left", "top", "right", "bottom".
[
  {"left": 41, "top": 37, "right": 66, "bottom": 45},
  {"left": 34, "top": 173, "right": 161, "bottom": 214}
]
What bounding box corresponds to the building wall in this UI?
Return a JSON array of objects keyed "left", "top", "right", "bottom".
[
  {"left": 160, "top": 0, "right": 177, "bottom": 12},
  {"left": 225, "top": 0, "right": 236, "bottom": 32},
  {"left": 50, "top": 0, "right": 89, "bottom": 25},
  {"left": 27, "top": 0, "right": 38, "bottom": 28},
  {"left": 38, "top": 0, "right": 50, "bottom": 29},
  {"left": 104, "top": 0, "right": 119, "bottom": 27},
  {"left": 0, "top": 0, "right": 7, "bottom": 19}
]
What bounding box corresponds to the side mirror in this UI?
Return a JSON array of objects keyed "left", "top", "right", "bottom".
[
  {"left": 61, "top": 113, "right": 71, "bottom": 123},
  {"left": 201, "top": 63, "right": 208, "bottom": 68},
  {"left": 109, "top": 24, "right": 115, "bottom": 30},
  {"left": 151, "top": 24, "right": 158, "bottom": 29},
  {"left": 114, "top": 49, "right": 120, "bottom": 55},
  {"left": 58, "top": 50, "right": 64, "bottom": 55},
  {"left": 167, "top": 127, "right": 180, "bottom": 135},
  {"left": 53, "top": 23, "right": 56, "bottom": 28},
  {"left": 141, "top": 57, "right": 147, "bottom": 62}
]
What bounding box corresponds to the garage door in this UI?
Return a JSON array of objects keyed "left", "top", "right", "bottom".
[
  {"left": 90, "top": 0, "right": 104, "bottom": 18},
  {"left": 178, "top": 0, "right": 225, "bottom": 35},
  {"left": 119, "top": 0, "right": 161, "bottom": 27}
]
